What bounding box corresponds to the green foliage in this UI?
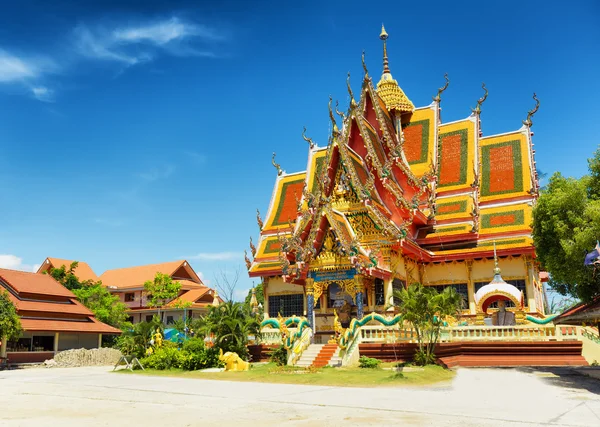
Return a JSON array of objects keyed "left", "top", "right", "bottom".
[
  {"left": 117, "top": 317, "right": 163, "bottom": 358},
  {"left": 72, "top": 283, "right": 128, "bottom": 329},
  {"left": 182, "top": 337, "right": 206, "bottom": 354},
  {"left": 533, "top": 149, "right": 600, "bottom": 301},
  {"left": 140, "top": 347, "right": 184, "bottom": 370},
  {"left": 0, "top": 290, "right": 21, "bottom": 341},
  {"left": 413, "top": 349, "right": 436, "bottom": 366},
  {"left": 48, "top": 261, "right": 129, "bottom": 329},
  {"left": 47, "top": 261, "right": 87, "bottom": 291},
  {"left": 393, "top": 283, "right": 461, "bottom": 366},
  {"left": 195, "top": 300, "right": 261, "bottom": 360},
  {"left": 358, "top": 356, "right": 381, "bottom": 369},
  {"left": 143, "top": 273, "right": 182, "bottom": 320},
  {"left": 144, "top": 273, "right": 182, "bottom": 308},
  {"left": 180, "top": 347, "right": 221, "bottom": 371},
  {"left": 269, "top": 345, "right": 288, "bottom": 366},
  {"left": 136, "top": 336, "right": 221, "bottom": 371}
]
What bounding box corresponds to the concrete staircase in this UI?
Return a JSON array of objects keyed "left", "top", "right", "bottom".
[{"left": 295, "top": 343, "right": 341, "bottom": 368}]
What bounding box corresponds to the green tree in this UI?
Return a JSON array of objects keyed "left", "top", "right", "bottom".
[
  {"left": 0, "top": 290, "right": 22, "bottom": 342},
  {"left": 117, "top": 315, "right": 162, "bottom": 358},
  {"left": 533, "top": 148, "right": 600, "bottom": 301},
  {"left": 48, "top": 262, "right": 129, "bottom": 329},
  {"left": 143, "top": 273, "right": 181, "bottom": 321},
  {"left": 72, "top": 283, "right": 128, "bottom": 329},
  {"left": 196, "top": 301, "right": 261, "bottom": 360},
  {"left": 47, "top": 261, "right": 88, "bottom": 290},
  {"left": 392, "top": 283, "right": 461, "bottom": 366}
]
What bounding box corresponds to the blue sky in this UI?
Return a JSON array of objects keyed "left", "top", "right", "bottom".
[{"left": 1, "top": 0, "right": 599, "bottom": 299}]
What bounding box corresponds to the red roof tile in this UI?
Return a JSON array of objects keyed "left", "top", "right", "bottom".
[
  {"left": 0, "top": 268, "right": 74, "bottom": 298},
  {"left": 20, "top": 317, "right": 121, "bottom": 334}
]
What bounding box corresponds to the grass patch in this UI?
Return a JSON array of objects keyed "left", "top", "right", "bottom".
[{"left": 118, "top": 362, "right": 455, "bottom": 388}]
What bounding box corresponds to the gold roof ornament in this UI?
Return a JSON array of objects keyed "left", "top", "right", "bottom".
[
  {"left": 212, "top": 290, "right": 220, "bottom": 307},
  {"left": 376, "top": 24, "right": 414, "bottom": 113},
  {"left": 523, "top": 93, "right": 540, "bottom": 127}
]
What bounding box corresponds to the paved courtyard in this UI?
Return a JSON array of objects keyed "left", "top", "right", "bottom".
[{"left": 1, "top": 366, "right": 599, "bottom": 426}]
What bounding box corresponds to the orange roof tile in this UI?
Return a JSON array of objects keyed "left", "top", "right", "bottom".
[
  {"left": 8, "top": 295, "right": 93, "bottom": 316},
  {"left": 20, "top": 317, "right": 121, "bottom": 334},
  {"left": 99, "top": 260, "right": 202, "bottom": 290},
  {"left": 0, "top": 268, "right": 74, "bottom": 298},
  {"left": 38, "top": 258, "right": 99, "bottom": 282},
  {"left": 166, "top": 287, "right": 211, "bottom": 307}
]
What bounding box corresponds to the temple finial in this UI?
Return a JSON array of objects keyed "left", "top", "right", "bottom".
[
  {"left": 380, "top": 24, "right": 390, "bottom": 74},
  {"left": 347, "top": 72, "right": 356, "bottom": 108},
  {"left": 523, "top": 92, "right": 540, "bottom": 127},
  {"left": 361, "top": 50, "right": 368, "bottom": 77},
  {"left": 272, "top": 152, "right": 283, "bottom": 176},
  {"left": 328, "top": 95, "right": 339, "bottom": 135},
  {"left": 433, "top": 73, "right": 450, "bottom": 103},
  {"left": 472, "top": 82, "right": 488, "bottom": 114},
  {"left": 302, "top": 126, "right": 315, "bottom": 149}
]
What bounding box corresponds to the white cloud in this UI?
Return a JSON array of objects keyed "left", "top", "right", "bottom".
[
  {"left": 0, "top": 254, "right": 39, "bottom": 272},
  {"left": 0, "top": 51, "right": 39, "bottom": 82},
  {"left": 74, "top": 17, "right": 224, "bottom": 66},
  {"left": 187, "top": 252, "right": 242, "bottom": 261},
  {"left": 31, "top": 85, "right": 54, "bottom": 102}
]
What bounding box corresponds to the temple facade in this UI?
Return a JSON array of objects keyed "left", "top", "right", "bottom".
[{"left": 247, "top": 27, "right": 547, "bottom": 343}]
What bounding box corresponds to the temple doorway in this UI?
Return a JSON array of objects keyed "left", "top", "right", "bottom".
[{"left": 328, "top": 282, "right": 354, "bottom": 328}]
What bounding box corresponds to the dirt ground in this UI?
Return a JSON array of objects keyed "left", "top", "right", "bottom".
[{"left": 1, "top": 365, "right": 599, "bottom": 426}]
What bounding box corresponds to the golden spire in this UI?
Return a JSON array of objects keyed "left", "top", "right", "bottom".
[
  {"left": 493, "top": 241, "right": 501, "bottom": 275},
  {"left": 375, "top": 25, "right": 414, "bottom": 113},
  {"left": 380, "top": 24, "right": 390, "bottom": 74}
]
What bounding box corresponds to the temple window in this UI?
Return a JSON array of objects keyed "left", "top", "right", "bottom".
[
  {"left": 166, "top": 316, "right": 174, "bottom": 325},
  {"left": 392, "top": 278, "right": 406, "bottom": 305},
  {"left": 374, "top": 278, "right": 385, "bottom": 305},
  {"left": 145, "top": 315, "right": 153, "bottom": 322},
  {"left": 432, "top": 284, "right": 469, "bottom": 309},
  {"left": 268, "top": 294, "right": 304, "bottom": 317},
  {"left": 125, "top": 293, "right": 135, "bottom": 302}
]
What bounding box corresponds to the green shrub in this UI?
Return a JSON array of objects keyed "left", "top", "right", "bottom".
[
  {"left": 180, "top": 348, "right": 222, "bottom": 371},
  {"left": 140, "top": 347, "right": 184, "bottom": 370},
  {"left": 182, "top": 337, "right": 207, "bottom": 354},
  {"left": 358, "top": 356, "right": 380, "bottom": 369},
  {"left": 268, "top": 345, "right": 288, "bottom": 366},
  {"left": 413, "top": 348, "right": 436, "bottom": 366}
]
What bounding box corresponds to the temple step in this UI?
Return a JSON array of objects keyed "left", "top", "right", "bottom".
[{"left": 294, "top": 343, "right": 340, "bottom": 368}]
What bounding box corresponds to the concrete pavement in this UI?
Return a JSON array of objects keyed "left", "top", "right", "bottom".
[{"left": 0, "top": 366, "right": 599, "bottom": 426}]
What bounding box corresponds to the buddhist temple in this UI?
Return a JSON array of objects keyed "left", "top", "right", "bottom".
[{"left": 247, "top": 26, "right": 548, "bottom": 343}]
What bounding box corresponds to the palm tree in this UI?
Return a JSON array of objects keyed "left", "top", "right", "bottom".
[
  {"left": 195, "top": 301, "right": 261, "bottom": 360},
  {"left": 393, "top": 283, "right": 461, "bottom": 365}
]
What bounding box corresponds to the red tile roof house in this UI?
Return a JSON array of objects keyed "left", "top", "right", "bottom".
[
  {"left": 0, "top": 268, "right": 121, "bottom": 365},
  {"left": 38, "top": 258, "right": 220, "bottom": 325}
]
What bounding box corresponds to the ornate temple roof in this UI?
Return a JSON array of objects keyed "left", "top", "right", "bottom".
[{"left": 248, "top": 26, "right": 540, "bottom": 278}]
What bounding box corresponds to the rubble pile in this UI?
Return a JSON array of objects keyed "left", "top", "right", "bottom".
[{"left": 45, "top": 348, "right": 122, "bottom": 367}]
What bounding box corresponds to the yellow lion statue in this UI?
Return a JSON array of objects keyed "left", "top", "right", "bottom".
[{"left": 218, "top": 348, "right": 250, "bottom": 371}]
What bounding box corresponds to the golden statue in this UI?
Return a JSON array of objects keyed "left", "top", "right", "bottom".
[
  {"left": 152, "top": 328, "right": 163, "bottom": 348},
  {"left": 219, "top": 348, "right": 250, "bottom": 371}
]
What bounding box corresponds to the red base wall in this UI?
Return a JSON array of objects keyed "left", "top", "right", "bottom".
[
  {"left": 358, "top": 341, "right": 588, "bottom": 368},
  {"left": 7, "top": 352, "right": 55, "bottom": 365},
  {"left": 248, "top": 345, "right": 277, "bottom": 362}
]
